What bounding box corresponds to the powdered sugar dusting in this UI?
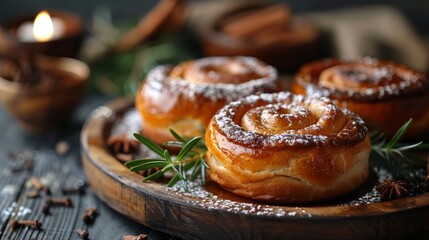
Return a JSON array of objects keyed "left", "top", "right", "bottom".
[
  {"left": 296, "top": 57, "right": 429, "bottom": 101},
  {"left": 145, "top": 56, "right": 278, "bottom": 102},
  {"left": 166, "top": 179, "right": 312, "bottom": 217},
  {"left": 110, "top": 107, "right": 427, "bottom": 217},
  {"left": 214, "top": 92, "right": 367, "bottom": 148}
]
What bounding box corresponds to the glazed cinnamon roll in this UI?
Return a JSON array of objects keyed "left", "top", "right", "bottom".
[
  {"left": 135, "top": 56, "right": 278, "bottom": 144},
  {"left": 293, "top": 57, "right": 429, "bottom": 138},
  {"left": 205, "top": 92, "right": 371, "bottom": 203}
]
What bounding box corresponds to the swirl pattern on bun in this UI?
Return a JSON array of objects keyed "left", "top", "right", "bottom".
[
  {"left": 293, "top": 57, "right": 429, "bottom": 138},
  {"left": 135, "top": 56, "right": 278, "bottom": 144},
  {"left": 205, "top": 92, "right": 371, "bottom": 203}
]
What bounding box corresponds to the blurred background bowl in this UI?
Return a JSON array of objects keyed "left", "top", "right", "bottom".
[
  {"left": 0, "top": 55, "right": 90, "bottom": 133},
  {"left": 202, "top": 2, "right": 322, "bottom": 73}
]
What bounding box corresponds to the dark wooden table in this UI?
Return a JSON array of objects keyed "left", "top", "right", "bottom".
[{"left": 0, "top": 93, "right": 175, "bottom": 240}]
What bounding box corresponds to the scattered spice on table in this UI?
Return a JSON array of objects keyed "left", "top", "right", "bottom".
[
  {"left": 76, "top": 229, "right": 89, "bottom": 240},
  {"left": 82, "top": 207, "right": 98, "bottom": 224},
  {"left": 11, "top": 219, "right": 42, "bottom": 230},
  {"left": 62, "top": 185, "right": 86, "bottom": 195},
  {"left": 45, "top": 197, "right": 73, "bottom": 208}
]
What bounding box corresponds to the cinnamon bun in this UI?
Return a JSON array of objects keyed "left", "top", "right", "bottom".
[
  {"left": 205, "top": 92, "right": 371, "bottom": 203},
  {"left": 293, "top": 57, "right": 429, "bottom": 139},
  {"left": 135, "top": 56, "right": 278, "bottom": 144}
]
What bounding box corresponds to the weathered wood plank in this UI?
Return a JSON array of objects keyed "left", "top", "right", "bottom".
[
  {"left": 0, "top": 94, "right": 174, "bottom": 240},
  {"left": 0, "top": 113, "right": 45, "bottom": 237}
]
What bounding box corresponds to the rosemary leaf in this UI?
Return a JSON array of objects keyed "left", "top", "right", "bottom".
[
  {"left": 201, "top": 158, "right": 210, "bottom": 169},
  {"left": 169, "top": 129, "right": 186, "bottom": 143},
  {"left": 163, "top": 149, "right": 172, "bottom": 164},
  {"left": 133, "top": 133, "right": 164, "bottom": 157},
  {"left": 164, "top": 150, "right": 187, "bottom": 183},
  {"left": 386, "top": 118, "right": 413, "bottom": 149},
  {"left": 201, "top": 163, "right": 206, "bottom": 185},
  {"left": 190, "top": 159, "right": 202, "bottom": 181},
  {"left": 126, "top": 130, "right": 209, "bottom": 191},
  {"left": 408, "top": 143, "right": 429, "bottom": 151},
  {"left": 124, "top": 159, "right": 165, "bottom": 167},
  {"left": 129, "top": 161, "right": 167, "bottom": 172},
  {"left": 176, "top": 137, "right": 201, "bottom": 161},
  {"left": 167, "top": 160, "right": 196, "bottom": 187},
  {"left": 161, "top": 164, "right": 173, "bottom": 173},
  {"left": 163, "top": 141, "right": 184, "bottom": 149},
  {"left": 167, "top": 175, "right": 180, "bottom": 188},
  {"left": 397, "top": 142, "right": 423, "bottom": 151},
  {"left": 370, "top": 118, "right": 427, "bottom": 179}
]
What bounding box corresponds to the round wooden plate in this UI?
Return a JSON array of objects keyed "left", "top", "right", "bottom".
[{"left": 80, "top": 98, "right": 429, "bottom": 240}]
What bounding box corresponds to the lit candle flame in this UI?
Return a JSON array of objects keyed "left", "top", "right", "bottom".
[{"left": 33, "top": 11, "right": 54, "bottom": 42}]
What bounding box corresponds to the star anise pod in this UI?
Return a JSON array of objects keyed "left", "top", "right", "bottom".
[
  {"left": 107, "top": 134, "right": 140, "bottom": 162},
  {"left": 376, "top": 179, "right": 409, "bottom": 201}
]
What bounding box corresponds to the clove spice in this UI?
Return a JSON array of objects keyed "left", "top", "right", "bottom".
[
  {"left": 82, "top": 207, "right": 98, "bottom": 224},
  {"left": 44, "top": 186, "right": 51, "bottom": 195},
  {"left": 46, "top": 197, "right": 72, "bottom": 207},
  {"left": 61, "top": 185, "right": 85, "bottom": 195},
  {"left": 76, "top": 229, "right": 89, "bottom": 240},
  {"left": 11, "top": 219, "right": 42, "bottom": 230},
  {"left": 42, "top": 204, "right": 50, "bottom": 215}
]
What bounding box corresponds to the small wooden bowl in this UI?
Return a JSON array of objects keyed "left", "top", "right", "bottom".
[
  {"left": 0, "top": 55, "right": 89, "bottom": 133},
  {"left": 1, "top": 9, "right": 85, "bottom": 58},
  {"left": 202, "top": 3, "right": 321, "bottom": 73}
]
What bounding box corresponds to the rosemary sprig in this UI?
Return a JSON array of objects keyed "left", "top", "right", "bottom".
[
  {"left": 124, "top": 130, "right": 208, "bottom": 192},
  {"left": 126, "top": 119, "right": 428, "bottom": 190},
  {"left": 371, "top": 118, "right": 428, "bottom": 178}
]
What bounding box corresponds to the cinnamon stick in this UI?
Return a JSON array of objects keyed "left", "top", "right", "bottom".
[
  {"left": 220, "top": 4, "right": 292, "bottom": 39},
  {"left": 113, "top": 0, "right": 187, "bottom": 53}
]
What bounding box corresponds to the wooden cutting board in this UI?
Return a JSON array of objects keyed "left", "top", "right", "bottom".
[{"left": 80, "top": 98, "right": 429, "bottom": 240}]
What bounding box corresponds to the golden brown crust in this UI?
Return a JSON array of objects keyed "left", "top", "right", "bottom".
[
  {"left": 135, "top": 56, "right": 279, "bottom": 144},
  {"left": 205, "top": 92, "right": 371, "bottom": 203},
  {"left": 293, "top": 57, "right": 429, "bottom": 138}
]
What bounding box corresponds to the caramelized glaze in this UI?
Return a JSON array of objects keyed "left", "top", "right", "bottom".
[
  {"left": 293, "top": 57, "right": 429, "bottom": 138},
  {"left": 295, "top": 57, "right": 428, "bottom": 101},
  {"left": 205, "top": 92, "right": 371, "bottom": 203},
  {"left": 135, "top": 56, "right": 278, "bottom": 144}
]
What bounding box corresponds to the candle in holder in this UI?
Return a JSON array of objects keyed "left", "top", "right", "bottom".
[
  {"left": 16, "top": 11, "right": 65, "bottom": 42},
  {"left": 1, "top": 10, "right": 84, "bottom": 57}
]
